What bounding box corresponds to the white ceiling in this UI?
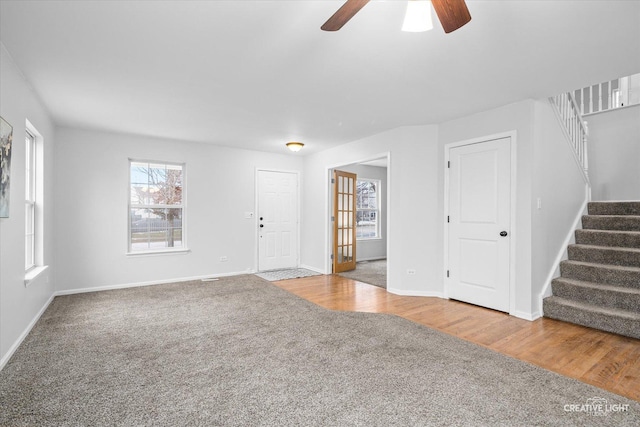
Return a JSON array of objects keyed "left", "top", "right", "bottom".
[{"left": 1, "top": 1, "right": 639, "bottom": 155}]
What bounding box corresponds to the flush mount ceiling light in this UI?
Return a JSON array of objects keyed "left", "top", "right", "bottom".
[
  {"left": 402, "top": 0, "right": 434, "bottom": 32},
  {"left": 286, "top": 142, "right": 304, "bottom": 152}
]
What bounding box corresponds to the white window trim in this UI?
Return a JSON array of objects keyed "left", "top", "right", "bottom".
[
  {"left": 25, "top": 265, "right": 49, "bottom": 287},
  {"left": 24, "top": 120, "right": 46, "bottom": 284},
  {"left": 126, "top": 248, "right": 191, "bottom": 257},
  {"left": 25, "top": 129, "right": 36, "bottom": 271},
  {"left": 127, "top": 159, "right": 187, "bottom": 254}
]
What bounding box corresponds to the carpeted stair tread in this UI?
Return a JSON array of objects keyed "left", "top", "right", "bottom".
[
  {"left": 551, "top": 277, "right": 640, "bottom": 312},
  {"left": 545, "top": 201, "right": 640, "bottom": 337},
  {"left": 543, "top": 296, "right": 640, "bottom": 339},
  {"left": 588, "top": 201, "right": 640, "bottom": 216},
  {"left": 582, "top": 215, "right": 640, "bottom": 231},
  {"left": 575, "top": 229, "right": 640, "bottom": 248},
  {"left": 568, "top": 244, "right": 640, "bottom": 267},
  {"left": 559, "top": 260, "right": 640, "bottom": 289}
]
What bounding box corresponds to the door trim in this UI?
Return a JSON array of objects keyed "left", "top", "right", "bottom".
[
  {"left": 443, "top": 131, "right": 518, "bottom": 316},
  {"left": 324, "top": 152, "right": 391, "bottom": 275},
  {"left": 255, "top": 168, "right": 301, "bottom": 272}
]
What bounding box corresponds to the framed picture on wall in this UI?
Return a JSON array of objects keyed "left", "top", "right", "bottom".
[{"left": 0, "top": 116, "right": 13, "bottom": 218}]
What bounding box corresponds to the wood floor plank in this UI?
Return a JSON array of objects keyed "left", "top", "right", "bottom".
[{"left": 272, "top": 274, "right": 640, "bottom": 402}]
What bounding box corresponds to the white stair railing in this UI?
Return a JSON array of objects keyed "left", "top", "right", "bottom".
[
  {"left": 549, "top": 92, "right": 589, "bottom": 183},
  {"left": 574, "top": 73, "right": 640, "bottom": 115}
]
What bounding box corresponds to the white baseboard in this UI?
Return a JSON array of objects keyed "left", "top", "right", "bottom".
[
  {"left": 512, "top": 310, "right": 541, "bottom": 321},
  {"left": 299, "top": 264, "right": 327, "bottom": 274},
  {"left": 387, "top": 287, "right": 444, "bottom": 298},
  {"left": 0, "top": 293, "right": 55, "bottom": 371},
  {"left": 55, "top": 270, "right": 253, "bottom": 296}
]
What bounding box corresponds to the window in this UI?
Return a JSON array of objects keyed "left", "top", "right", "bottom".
[
  {"left": 129, "top": 160, "right": 185, "bottom": 253},
  {"left": 356, "top": 179, "right": 380, "bottom": 239},
  {"left": 25, "top": 130, "right": 36, "bottom": 270}
]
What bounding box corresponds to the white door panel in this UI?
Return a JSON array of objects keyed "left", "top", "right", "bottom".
[
  {"left": 258, "top": 171, "right": 298, "bottom": 271},
  {"left": 448, "top": 137, "right": 511, "bottom": 312}
]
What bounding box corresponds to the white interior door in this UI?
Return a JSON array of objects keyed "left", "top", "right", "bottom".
[
  {"left": 258, "top": 170, "right": 298, "bottom": 271},
  {"left": 447, "top": 137, "right": 511, "bottom": 312}
]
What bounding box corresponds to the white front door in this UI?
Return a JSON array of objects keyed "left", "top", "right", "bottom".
[
  {"left": 447, "top": 137, "right": 511, "bottom": 312},
  {"left": 258, "top": 170, "right": 298, "bottom": 271}
]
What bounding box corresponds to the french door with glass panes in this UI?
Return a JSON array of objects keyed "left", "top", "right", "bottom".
[{"left": 333, "top": 170, "right": 357, "bottom": 273}]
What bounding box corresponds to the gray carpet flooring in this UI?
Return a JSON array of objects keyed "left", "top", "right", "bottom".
[
  {"left": 337, "top": 259, "right": 387, "bottom": 288},
  {"left": 1, "top": 275, "right": 638, "bottom": 426}
]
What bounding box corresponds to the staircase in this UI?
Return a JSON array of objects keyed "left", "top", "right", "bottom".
[{"left": 543, "top": 201, "right": 640, "bottom": 339}]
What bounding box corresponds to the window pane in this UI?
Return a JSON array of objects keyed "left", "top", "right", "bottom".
[
  {"left": 129, "top": 160, "right": 184, "bottom": 252},
  {"left": 25, "top": 236, "right": 34, "bottom": 269},
  {"left": 130, "top": 183, "right": 149, "bottom": 205},
  {"left": 165, "top": 167, "right": 183, "bottom": 205},
  {"left": 356, "top": 179, "right": 380, "bottom": 239},
  {"left": 25, "top": 132, "right": 36, "bottom": 270},
  {"left": 129, "top": 208, "right": 183, "bottom": 251}
]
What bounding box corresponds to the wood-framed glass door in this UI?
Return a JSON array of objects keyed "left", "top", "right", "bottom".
[{"left": 333, "top": 170, "right": 357, "bottom": 273}]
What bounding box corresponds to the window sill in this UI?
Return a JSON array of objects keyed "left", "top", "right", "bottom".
[
  {"left": 25, "top": 265, "right": 49, "bottom": 287},
  {"left": 126, "top": 248, "right": 191, "bottom": 257},
  {"left": 357, "top": 237, "right": 383, "bottom": 241}
]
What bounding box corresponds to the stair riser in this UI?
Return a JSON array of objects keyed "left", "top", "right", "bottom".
[
  {"left": 560, "top": 261, "right": 640, "bottom": 289},
  {"left": 551, "top": 280, "right": 640, "bottom": 312},
  {"left": 582, "top": 215, "right": 640, "bottom": 231},
  {"left": 588, "top": 202, "right": 640, "bottom": 216},
  {"left": 575, "top": 230, "right": 640, "bottom": 248},
  {"left": 568, "top": 246, "right": 640, "bottom": 268},
  {"left": 543, "top": 299, "right": 640, "bottom": 339}
]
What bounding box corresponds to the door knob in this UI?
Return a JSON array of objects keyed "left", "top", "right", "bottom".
[
  {"left": 260, "top": 224, "right": 264, "bottom": 228},
  {"left": 500, "top": 231, "right": 508, "bottom": 237}
]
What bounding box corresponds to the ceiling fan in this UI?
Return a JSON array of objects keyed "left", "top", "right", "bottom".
[{"left": 321, "top": 0, "right": 471, "bottom": 33}]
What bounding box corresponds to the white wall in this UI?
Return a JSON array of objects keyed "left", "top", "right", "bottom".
[
  {"left": 439, "top": 100, "right": 535, "bottom": 318},
  {"left": 0, "top": 44, "right": 56, "bottom": 366},
  {"left": 301, "top": 125, "right": 440, "bottom": 296},
  {"left": 54, "top": 127, "right": 303, "bottom": 292},
  {"left": 531, "top": 100, "right": 590, "bottom": 313},
  {"left": 335, "top": 163, "right": 387, "bottom": 261},
  {"left": 587, "top": 105, "right": 640, "bottom": 201}
]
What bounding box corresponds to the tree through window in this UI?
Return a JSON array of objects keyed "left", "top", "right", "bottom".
[
  {"left": 129, "top": 161, "right": 184, "bottom": 252},
  {"left": 356, "top": 179, "right": 380, "bottom": 239}
]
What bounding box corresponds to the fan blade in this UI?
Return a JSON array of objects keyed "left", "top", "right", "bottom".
[
  {"left": 431, "top": 0, "right": 471, "bottom": 33},
  {"left": 321, "top": 0, "right": 370, "bottom": 31}
]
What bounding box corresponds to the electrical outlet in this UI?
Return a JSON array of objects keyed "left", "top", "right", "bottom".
[
  {"left": 219, "top": 256, "right": 228, "bottom": 262},
  {"left": 407, "top": 269, "right": 416, "bottom": 275}
]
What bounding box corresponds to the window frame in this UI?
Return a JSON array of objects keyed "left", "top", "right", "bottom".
[
  {"left": 127, "top": 159, "right": 187, "bottom": 255},
  {"left": 355, "top": 178, "right": 381, "bottom": 240},
  {"left": 25, "top": 129, "right": 36, "bottom": 271}
]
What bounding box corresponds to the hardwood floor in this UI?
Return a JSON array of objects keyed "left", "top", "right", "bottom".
[{"left": 273, "top": 274, "right": 640, "bottom": 402}]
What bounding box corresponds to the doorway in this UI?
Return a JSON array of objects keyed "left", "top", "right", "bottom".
[
  {"left": 445, "top": 136, "right": 514, "bottom": 312},
  {"left": 257, "top": 170, "right": 299, "bottom": 271},
  {"left": 328, "top": 155, "right": 389, "bottom": 287}
]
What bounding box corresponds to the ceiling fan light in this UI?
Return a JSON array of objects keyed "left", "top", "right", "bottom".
[
  {"left": 286, "top": 141, "right": 304, "bottom": 152},
  {"left": 402, "top": 0, "right": 434, "bottom": 33}
]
